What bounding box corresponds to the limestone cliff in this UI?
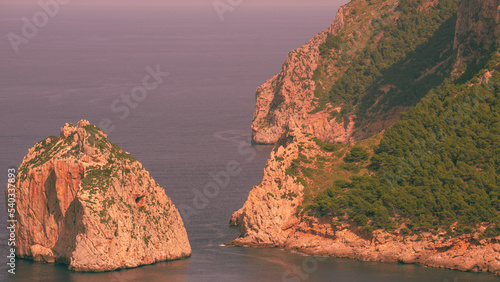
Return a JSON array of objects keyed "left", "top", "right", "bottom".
[
  {"left": 10, "top": 120, "right": 191, "bottom": 272},
  {"left": 230, "top": 127, "right": 307, "bottom": 246},
  {"left": 251, "top": 4, "right": 349, "bottom": 145},
  {"left": 229, "top": 129, "right": 500, "bottom": 275},
  {"left": 231, "top": 0, "right": 500, "bottom": 277},
  {"left": 251, "top": 0, "right": 500, "bottom": 145},
  {"left": 251, "top": 0, "right": 404, "bottom": 144}
]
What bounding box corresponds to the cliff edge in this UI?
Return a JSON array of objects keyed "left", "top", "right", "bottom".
[{"left": 231, "top": 0, "right": 500, "bottom": 276}]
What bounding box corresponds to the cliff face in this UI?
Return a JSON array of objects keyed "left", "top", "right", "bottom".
[
  {"left": 251, "top": 0, "right": 408, "bottom": 145},
  {"left": 229, "top": 128, "right": 500, "bottom": 274},
  {"left": 252, "top": 0, "right": 500, "bottom": 145},
  {"left": 231, "top": 0, "right": 500, "bottom": 277},
  {"left": 11, "top": 120, "right": 191, "bottom": 272},
  {"left": 251, "top": 5, "right": 349, "bottom": 145},
  {"left": 230, "top": 127, "right": 308, "bottom": 246}
]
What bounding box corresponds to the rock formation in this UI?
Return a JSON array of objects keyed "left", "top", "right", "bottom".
[
  {"left": 10, "top": 120, "right": 191, "bottom": 272},
  {"left": 251, "top": 5, "right": 351, "bottom": 145},
  {"left": 251, "top": 0, "right": 500, "bottom": 145},
  {"left": 230, "top": 127, "right": 307, "bottom": 246},
  {"left": 231, "top": 0, "right": 500, "bottom": 277},
  {"left": 251, "top": 0, "right": 408, "bottom": 145},
  {"left": 229, "top": 129, "right": 500, "bottom": 275}
]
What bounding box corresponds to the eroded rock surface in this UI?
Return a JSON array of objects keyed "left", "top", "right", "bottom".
[
  {"left": 11, "top": 120, "right": 191, "bottom": 272},
  {"left": 232, "top": 0, "right": 500, "bottom": 276}
]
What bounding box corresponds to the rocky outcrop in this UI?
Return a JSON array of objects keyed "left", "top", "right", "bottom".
[
  {"left": 251, "top": 0, "right": 405, "bottom": 145},
  {"left": 251, "top": 5, "right": 352, "bottom": 145},
  {"left": 251, "top": 0, "right": 500, "bottom": 145},
  {"left": 229, "top": 126, "right": 500, "bottom": 275},
  {"left": 262, "top": 215, "right": 500, "bottom": 275},
  {"left": 230, "top": 127, "right": 307, "bottom": 246},
  {"left": 231, "top": 0, "right": 500, "bottom": 276},
  {"left": 10, "top": 120, "right": 191, "bottom": 272}
]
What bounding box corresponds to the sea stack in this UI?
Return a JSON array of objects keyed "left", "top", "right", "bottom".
[{"left": 9, "top": 120, "right": 191, "bottom": 272}]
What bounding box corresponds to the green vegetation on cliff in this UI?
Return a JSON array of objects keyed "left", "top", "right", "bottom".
[
  {"left": 306, "top": 52, "right": 500, "bottom": 237},
  {"left": 314, "top": 0, "right": 460, "bottom": 120},
  {"left": 296, "top": 0, "right": 500, "bottom": 238}
]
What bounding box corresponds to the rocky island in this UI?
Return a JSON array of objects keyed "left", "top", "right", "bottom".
[
  {"left": 9, "top": 120, "right": 191, "bottom": 272},
  {"left": 230, "top": 0, "right": 500, "bottom": 276}
]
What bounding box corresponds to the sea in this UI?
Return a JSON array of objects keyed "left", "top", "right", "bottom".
[{"left": 0, "top": 2, "right": 498, "bottom": 281}]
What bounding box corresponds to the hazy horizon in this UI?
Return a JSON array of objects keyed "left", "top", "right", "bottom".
[{"left": 1, "top": 0, "right": 348, "bottom": 7}]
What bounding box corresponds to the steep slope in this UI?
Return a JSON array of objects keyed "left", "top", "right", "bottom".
[
  {"left": 251, "top": 2, "right": 349, "bottom": 144},
  {"left": 252, "top": 0, "right": 462, "bottom": 144},
  {"left": 10, "top": 120, "right": 191, "bottom": 272},
  {"left": 231, "top": 0, "right": 500, "bottom": 276}
]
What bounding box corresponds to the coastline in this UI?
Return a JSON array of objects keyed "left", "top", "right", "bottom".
[
  {"left": 227, "top": 214, "right": 500, "bottom": 276},
  {"left": 226, "top": 128, "right": 500, "bottom": 277}
]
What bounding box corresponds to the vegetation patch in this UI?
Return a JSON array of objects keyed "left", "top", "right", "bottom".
[
  {"left": 312, "top": 0, "right": 460, "bottom": 120},
  {"left": 306, "top": 54, "right": 500, "bottom": 237}
]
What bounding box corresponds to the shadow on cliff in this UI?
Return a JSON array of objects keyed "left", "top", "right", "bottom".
[
  {"left": 347, "top": 15, "right": 470, "bottom": 140},
  {"left": 358, "top": 16, "right": 458, "bottom": 115},
  {"left": 45, "top": 170, "right": 63, "bottom": 222},
  {"left": 331, "top": 12, "right": 485, "bottom": 143},
  {"left": 351, "top": 9, "right": 496, "bottom": 140},
  {"left": 52, "top": 195, "right": 86, "bottom": 265},
  {"left": 42, "top": 165, "right": 87, "bottom": 266}
]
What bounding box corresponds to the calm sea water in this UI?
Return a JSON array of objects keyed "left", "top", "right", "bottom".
[{"left": 0, "top": 3, "right": 498, "bottom": 282}]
